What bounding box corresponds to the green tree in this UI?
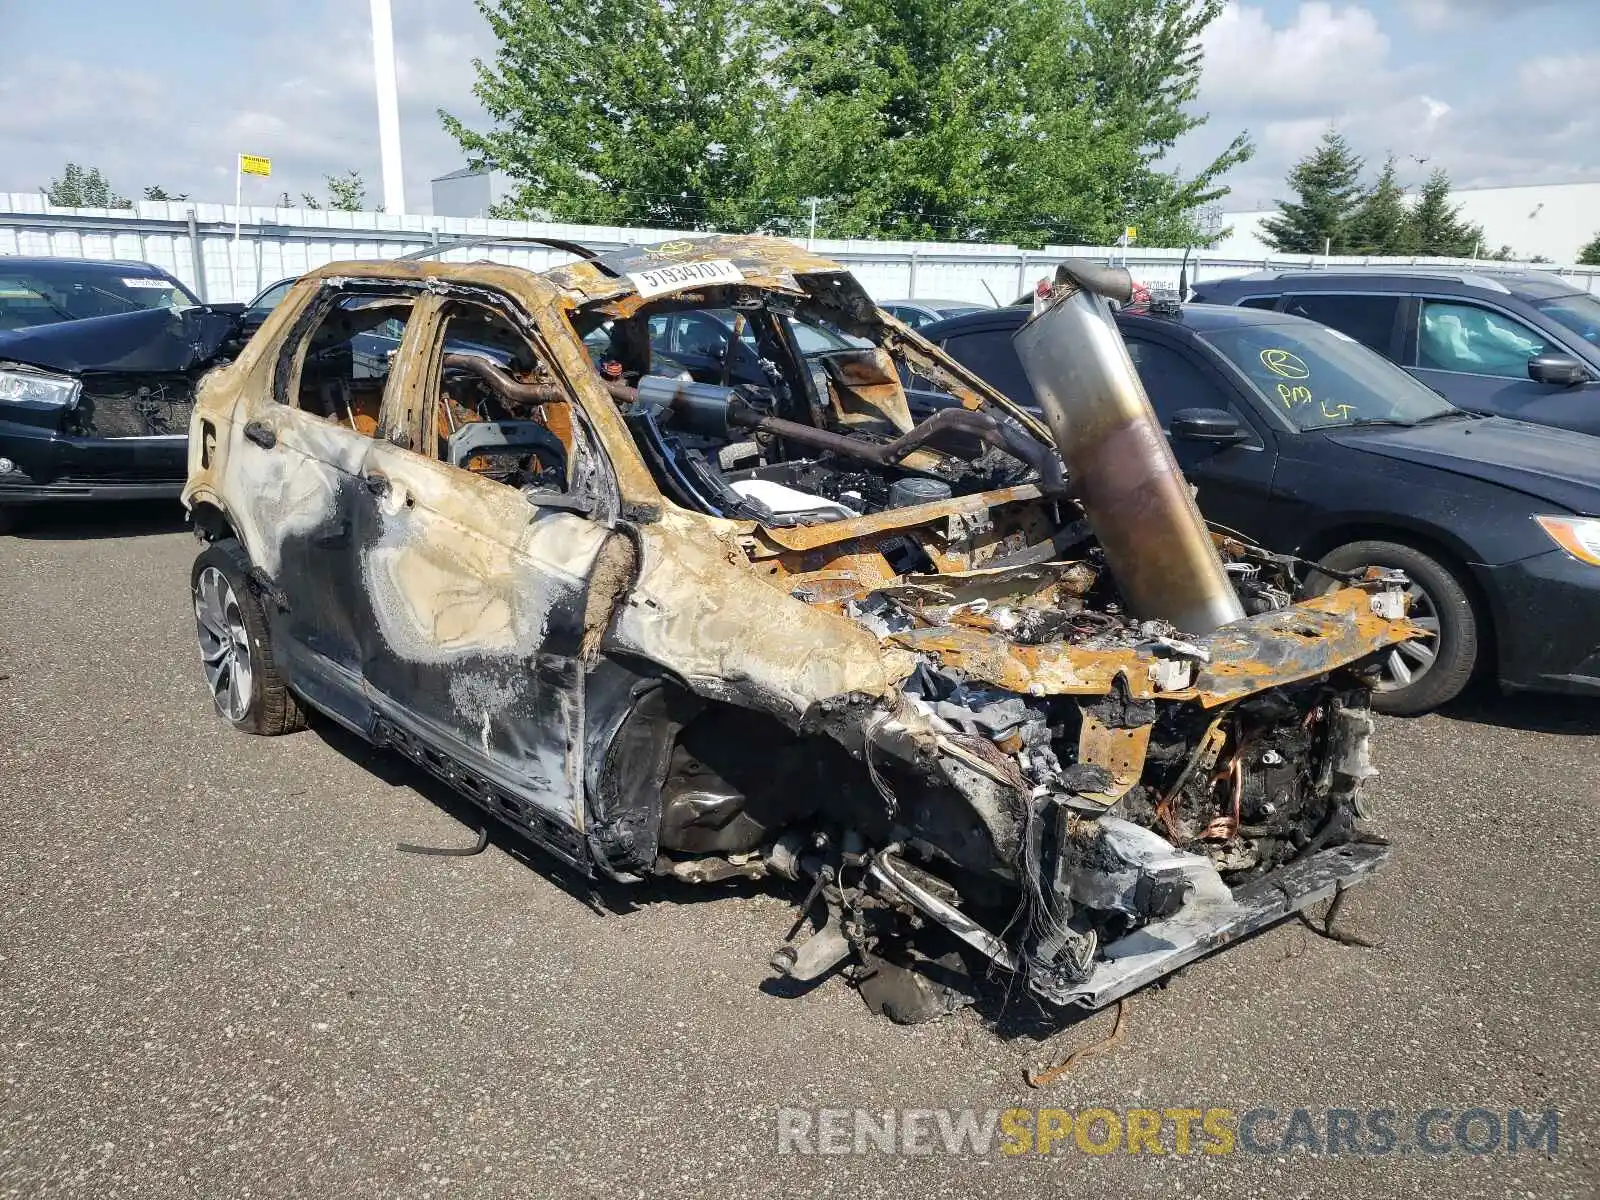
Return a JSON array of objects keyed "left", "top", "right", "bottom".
[
  {"left": 767, "top": 0, "right": 1250, "bottom": 246},
  {"left": 1047, "top": 0, "right": 1253, "bottom": 246},
  {"left": 1577, "top": 231, "right": 1600, "bottom": 266},
  {"left": 1260, "top": 129, "right": 1363, "bottom": 254},
  {"left": 1345, "top": 157, "right": 1416, "bottom": 255},
  {"left": 1406, "top": 169, "right": 1482, "bottom": 257},
  {"left": 142, "top": 185, "right": 189, "bottom": 202},
  {"left": 43, "top": 163, "right": 132, "bottom": 209},
  {"left": 324, "top": 169, "right": 375, "bottom": 212},
  {"left": 443, "top": 0, "right": 773, "bottom": 229},
  {"left": 443, "top": 0, "right": 1250, "bottom": 245}
]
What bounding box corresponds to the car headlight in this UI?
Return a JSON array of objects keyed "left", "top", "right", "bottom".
[
  {"left": 0, "top": 367, "right": 81, "bottom": 410},
  {"left": 1535, "top": 515, "right": 1600, "bottom": 566}
]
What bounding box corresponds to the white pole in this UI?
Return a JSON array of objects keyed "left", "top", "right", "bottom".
[
  {"left": 370, "top": 0, "right": 406, "bottom": 214},
  {"left": 230, "top": 157, "right": 242, "bottom": 301},
  {"left": 807, "top": 197, "right": 819, "bottom": 249}
]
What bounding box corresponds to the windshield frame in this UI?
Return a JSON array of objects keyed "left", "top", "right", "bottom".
[{"left": 1198, "top": 317, "right": 1461, "bottom": 432}]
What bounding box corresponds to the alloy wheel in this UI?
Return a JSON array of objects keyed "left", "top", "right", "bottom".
[
  {"left": 194, "top": 566, "right": 254, "bottom": 722},
  {"left": 1375, "top": 579, "right": 1440, "bottom": 693}
]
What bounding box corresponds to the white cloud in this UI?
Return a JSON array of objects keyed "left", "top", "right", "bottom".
[
  {"left": 1198, "top": 2, "right": 1394, "bottom": 113},
  {"left": 0, "top": 0, "right": 493, "bottom": 213},
  {"left": 1182, "top": 3, "right": 1600, "bottom": 211}
]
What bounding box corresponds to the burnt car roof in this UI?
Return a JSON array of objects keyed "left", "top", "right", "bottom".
[
  {"left": 294, "top": 235, "right": 857, "bottom": 311},
  {"left": 540, "top": 233, "right": 860, "bottom": 307}
]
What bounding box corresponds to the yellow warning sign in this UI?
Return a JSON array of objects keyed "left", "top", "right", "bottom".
[{"left": 239, "top": 154, "right": 272, "bottom": 177}]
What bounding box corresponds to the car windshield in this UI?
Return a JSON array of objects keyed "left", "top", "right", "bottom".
[
  {"left": 249, "top": 280, "right": 295, "bottom": 313},
  {"left": 1201, "top": 320, "right": 1458, "bottom": 430},
  {"left": 0, "top": 263, "right": 193, "bottom": 330},
  {"left": 1534, "top": 292, "right": 1600, "bottom": 349}
]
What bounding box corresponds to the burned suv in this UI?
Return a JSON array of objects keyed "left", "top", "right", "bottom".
[{"left": 183, "top": 237, "right": 1416, "bottom": 1021}]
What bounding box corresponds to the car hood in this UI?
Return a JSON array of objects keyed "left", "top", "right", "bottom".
[
  {"left": 0, "top": 306, "right": 240, "bottom": 375},
  {"left": 1325, "top": 416, "right": 1600, "bottom": 516}
]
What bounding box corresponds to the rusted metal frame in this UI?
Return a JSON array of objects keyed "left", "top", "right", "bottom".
[
  {"left": 531, "top": 296, "right": 667, "bottom": 519},
  {"left": 874, "top": 315, "right": 1055, "bottom": 446},
  {"left": 884, "top": 586, "right": 1415, "bottom": 702},
  {"left": 750, "top": 484, "right": 1044, "bottom": 555},
  {"left": 1075, "top": 713, "right": 1156, "bottom": 806},
  {"left": 381, "top": 290, "right": 449, "bottom": 452}
]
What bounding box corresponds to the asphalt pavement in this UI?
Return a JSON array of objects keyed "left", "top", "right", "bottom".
[{"left": 1, "top": 503, "right": 1596, "bottom": 1199}]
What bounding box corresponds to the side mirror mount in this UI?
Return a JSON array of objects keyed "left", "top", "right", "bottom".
[
  {"left": 1170, "top": 407, "right": 1248, "bottom": 444},
  {"left": 1528, "top": 353, "right": 1588, "bottom": 387}
]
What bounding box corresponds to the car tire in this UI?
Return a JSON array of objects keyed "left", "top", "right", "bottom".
[
  {"left": 0, "top": 507, "right": 17, "bottom": 536},
  {"left": 191, "top": 540, "right": 306, "bottom": 735},
  {"left": 1310, "top": 539, "right": 1478, "bottom": 717}
]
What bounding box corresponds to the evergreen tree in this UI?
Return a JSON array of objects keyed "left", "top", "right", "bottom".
[
  {"left": 1346, "top": 157, "right": 1416, "bottom": 255},
  {"left": 1578, "top": 231, "right": 1600, "bottom": 266},
  {"left": 1406, "top": 169, "right": 1483, "bottom": 257},
  {"left": 1259, "top": 129, "right": 1363, "bottom": 254},
  {"left": 43, "top": 163, "right": 132, "bottom": 209}
]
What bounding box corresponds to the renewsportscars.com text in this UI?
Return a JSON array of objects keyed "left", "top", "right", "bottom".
[{"left": 776, "top": 1106, "right": 1560, "bottom": 1158}]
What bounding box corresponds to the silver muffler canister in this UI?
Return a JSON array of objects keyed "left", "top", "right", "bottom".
[{"left": 1013, "top": 262, "right": 1244, "bottom": 635}]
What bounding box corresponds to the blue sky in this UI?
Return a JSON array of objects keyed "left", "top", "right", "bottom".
[{"left": 1, "top": 0, "right": 1596, "bottom": 216}]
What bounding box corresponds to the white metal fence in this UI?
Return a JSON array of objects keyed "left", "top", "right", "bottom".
[{"left": 4, "top": 193, "right": 1598, "bottom": 305}]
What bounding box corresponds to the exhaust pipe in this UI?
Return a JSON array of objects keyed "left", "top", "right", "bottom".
[{"left": 1013, "top": 261, "right": 1244, "bottom": 635}]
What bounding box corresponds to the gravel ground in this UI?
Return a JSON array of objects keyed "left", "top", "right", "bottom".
[{"left": 1, "top": 504, "right": 1596, "bottom": 1199}]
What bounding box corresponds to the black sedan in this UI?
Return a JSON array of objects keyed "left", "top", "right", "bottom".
[
  {"left": 910, "top": 302, "right": 1600, "bottom": 714},
  {"left": 0, "top": 257, "right": 242, "bottom": 530}
]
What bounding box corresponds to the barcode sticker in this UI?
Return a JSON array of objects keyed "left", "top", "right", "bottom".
[{"left": 625, "top": 259, "right": 744, "bottom": 299}]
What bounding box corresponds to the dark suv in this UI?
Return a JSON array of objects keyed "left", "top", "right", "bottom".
[{"left": 1191, "top": 270, "right": 1600, "bottom": 436}]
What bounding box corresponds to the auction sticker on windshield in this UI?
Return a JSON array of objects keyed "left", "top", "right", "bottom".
[{"left": 626, "top": 259, "right": 744, "bottom": 299}]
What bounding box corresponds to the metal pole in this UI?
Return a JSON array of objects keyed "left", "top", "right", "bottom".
[
  {"left": 187, "top": 207, "right": 208, "bottom": 302},
  {"left": 230, "top": 158, "right": 242, "bottom": 301},
  {"left": 806, "top": 197, "right": 819, "bottom": 249},
  {"left": 370, "top": 0, "right": 406, "bottom": 214}
]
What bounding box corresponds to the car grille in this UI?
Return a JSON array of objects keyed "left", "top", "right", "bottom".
[{"left": 69, "top": 376, "right": 195, "bottom": 439}]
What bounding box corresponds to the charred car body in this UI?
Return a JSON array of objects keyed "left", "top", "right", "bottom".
[
  {"left": 0, "top": 258, "right": 245, "bottom": 526},
  {"left": 183, "top": 237, "right": 1418, "bottom": 1020}
]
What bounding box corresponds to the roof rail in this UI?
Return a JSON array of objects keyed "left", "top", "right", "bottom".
[
  {"left": 1240, "top": 266, "right": 1518, "bottom": 293},
  {"left": 399, "top": 236, "right": 607, "bottom": 264}
]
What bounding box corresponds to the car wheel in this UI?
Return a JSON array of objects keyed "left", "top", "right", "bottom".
[
  {"left": 191, "top": 540, "right": 305, "bottom": 735},
  {"left": 1311, "top": 539, "right": 1478, "bottom": 716},
  {"left": 0, "top": 507, "right": 17, "bottom": 536}
]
